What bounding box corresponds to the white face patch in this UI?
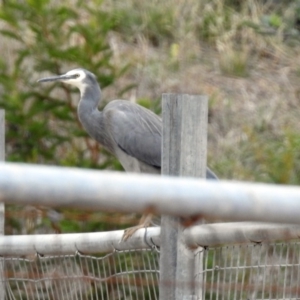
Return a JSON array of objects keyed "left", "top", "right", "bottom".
[
  {"left": 63, "top": 69, "right": 87, "bottom": 90},
  {"left": 66, "top": 69, "right": 86, "bottom": 80}
]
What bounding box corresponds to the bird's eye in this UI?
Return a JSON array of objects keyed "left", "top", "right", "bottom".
[{"left": 75, "top": 74, "right": 80, "bottom": 78}]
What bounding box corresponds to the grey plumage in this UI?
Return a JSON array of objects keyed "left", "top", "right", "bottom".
[
  {"left": 38, "top": 68, "right": 217, "bottom": 240},
  {"left": 38, "top": 68, "right": 217, "bottom": 179}
]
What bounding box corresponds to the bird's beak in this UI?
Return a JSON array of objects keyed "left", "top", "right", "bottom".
[{"left": 37, "top": 74, "right": 77, "bottom": 83}]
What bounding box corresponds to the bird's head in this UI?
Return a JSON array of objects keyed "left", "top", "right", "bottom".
[{"left": 37, "top": 68, "right": 98, "bottom": 92}]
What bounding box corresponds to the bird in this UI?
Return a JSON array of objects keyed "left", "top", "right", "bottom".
[{"left": 38, "top": 68, "right": 217, "bottom": 240}]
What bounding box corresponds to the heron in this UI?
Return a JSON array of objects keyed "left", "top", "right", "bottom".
[{"left": 38, "top": 68, "right": 217, "bottom": 240}]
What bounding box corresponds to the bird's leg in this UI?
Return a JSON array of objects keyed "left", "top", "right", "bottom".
[{"left": 122, "top": 214, "right": 153, "bottom": 241}]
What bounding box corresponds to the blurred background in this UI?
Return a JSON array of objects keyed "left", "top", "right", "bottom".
[{"left": 0, "top": 0, "right": 300, "bottom": 234}]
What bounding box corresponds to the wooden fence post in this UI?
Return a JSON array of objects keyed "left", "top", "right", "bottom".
[
  {"left": 159, "top": 94, "right": 208, "bottom": 300},
  {"left": 0, "top": 110, "right": 5, "bottom": 300}
]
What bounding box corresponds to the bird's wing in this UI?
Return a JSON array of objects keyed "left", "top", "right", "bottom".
[
  {"left": 104, "top": 101, "right": 162, "bottom": 168},
  {"left": 104, "top": 100, "right": 219, "bottom": 180}
]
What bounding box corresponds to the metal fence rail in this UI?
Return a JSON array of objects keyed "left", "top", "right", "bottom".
[
  {"left": 1, "top": 163, "right": 300, "bottom": 225},
  {"left": 0, "top": 228, "right": 161, "bottom": 256},
  {"left": 0, "top": 223, "right": 300, "bottom": 256}
]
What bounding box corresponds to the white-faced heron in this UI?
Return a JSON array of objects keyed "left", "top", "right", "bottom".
[{"left": 38, "top": 68, "right": 217, "bottom": 239}]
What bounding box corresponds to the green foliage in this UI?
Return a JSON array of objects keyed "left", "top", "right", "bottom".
[
  {"left": 0, "top": 0, "right": 130, "bottom": 168},
  {"left": 242, "top": 128, "right": 300, "bottom": 184},
  {"left": 218, "top": 50, "right": 249, "bottom": 77},
  {"left": 111, "top": 0, "right": 175, "bottom": 46},
  {"left": 268, "top": 14, "right": 282, "bottom": 29},
  {"left": 0, "top": 0, "right": 135, "bottom": 234},
  {"left": 212, "top": 126, "right": 300, "bottom": 185},
  {"left": 197, "top": 2, "right": 234, "bottom": 43},
  {"left": 137, "top": 97, "right": 161, "bottom": 115}
]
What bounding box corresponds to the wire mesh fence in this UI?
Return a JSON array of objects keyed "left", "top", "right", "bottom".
[
  {"left": 3, "top": 249, "right": 160, "bottom": 300},
  {"left": 199, "top": 242, "right": 300, "bottom": 300},
  {"left": 2, "top": 241, "right": 300, "bottom": 299}
]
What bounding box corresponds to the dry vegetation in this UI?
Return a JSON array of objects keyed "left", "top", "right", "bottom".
[
  {"left": 1, "top": 0, "right": 300, "bottom": 186},
  {"left": 102, "top": 0, "right": 300, "bottom": 183}
]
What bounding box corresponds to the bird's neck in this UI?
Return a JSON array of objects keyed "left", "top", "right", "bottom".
[
  {"left": 78, "top": 84, "right": 101, "bottom": 114},
  {"left": 77, "top": 85, "right": 113, "bottom": 152},
  {"left": 79, "top": 86, "right": 101, "bottom": 109},
  {"left": 77, "top": 84, "right": 103, "bottom": 136}
]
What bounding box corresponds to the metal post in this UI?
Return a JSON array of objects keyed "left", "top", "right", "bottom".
[
  {"left": 159, "top": 94, "right": 208, "bottom": 300},
  {"left": 0, "top": 110, "right": 5, "bottom": 300}
]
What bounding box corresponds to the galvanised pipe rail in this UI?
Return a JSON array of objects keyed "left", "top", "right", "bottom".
[
  {"left": 0, "top": 227, "right": 161, "bottom": 256},
  {"left": 0, "top": 223, "right": 299, "bottom": 255},
  {"left": 1, "top": 163, "right": 300, "bottom": 224},
  {"left": 184, "top": 222, "right": 300, "bottom": 248}
]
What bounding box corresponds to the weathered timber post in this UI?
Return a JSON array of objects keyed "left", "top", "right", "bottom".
[
  {"left": 159, "top": 94, "right": 208, "bottom": 300},
  {"left": 0, "top": 110, "right": 5, "bottom": 300}
]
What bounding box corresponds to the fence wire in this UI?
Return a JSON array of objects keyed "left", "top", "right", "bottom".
[
  {"left": 198, "top": 242, "right": 300, "bottom": 300},
  {"left": 2, "top": 249, "right": 160, "bottom": 300},
  {"left": 2, "top": 241, "right": 300, "bottom": 299}
]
